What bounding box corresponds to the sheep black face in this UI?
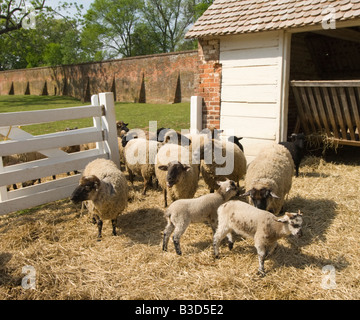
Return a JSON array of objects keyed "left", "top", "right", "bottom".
[
  {"left": 158, "top": 161, "right": 191, "bottom": 188},
  {"left": 116, "top": 121, "right": 129, "bottom": 136},
  {"left": 277, "top": 210, "right": 303, "bottom": 238},
  {"left": 241, "top": 188, "right": 279, "bottom": 211},
  {"left": 71, "top": 175, "right": 101, "bottom": 204}
]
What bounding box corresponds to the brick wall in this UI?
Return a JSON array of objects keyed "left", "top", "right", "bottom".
[
  {"left": 0, "top": 51, "right": 198, "bottom": 104},
  {"left": 197, "top": 39, "right": 222, "bottom": 129}
]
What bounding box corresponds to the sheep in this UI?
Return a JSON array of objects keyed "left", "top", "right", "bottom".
[
  {"left": 155, "top": 143, "right": 199, "bottom": 207},
  {"left": 124, "top": 138, "right": 160, "bottom": 195},
  {"left": 116, "top": 121, "right": 129, "bottom": 137},
  {"left": 162, "top": 179, "right": 239, "bottom": 255},
  {"left": 70, "top": 158, "right": 128, "bottom": 239},
  {"left": 228, "top": 136, "right": 244, "bottom": 152},
  {"left": 213, "top": 200, "right": 303, "bottom": 275},
  {"left": 243, "top": 143, "right": 294, "bottom": 215},
  {"left": 200, "top": 139, "right": 247, "bottom": 193},
  {"left": 162, "top": 129, "right": 192, "bottom": 146},
  {"left": 279, "top": 133, "right": 306, "bottom": 177}
]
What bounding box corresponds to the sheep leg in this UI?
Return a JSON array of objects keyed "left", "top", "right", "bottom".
[
  {"left": 111, "top": 219, "right": 117, "bottom": 236},
  {"left": 128, "top": 168, "right": 134, "bottom": 184},
  {"left": 226, "top": 232, "right": 234, "bottom": 251},
  {"left": 142, "top": 179, "right": 150, "bottom": 195},
  {"left": 255, "top": 243, "right": 267, "bottom": 276},
  {"left": 213, "top": 227, "right": 230, "bottom": 258},
  {"left": 163, "top": 189, "right": 168, "bottom": 207},
  {"left": 93, "top": 214, "right": 103, "bottom": 239},
  {"left": 173, "top": 224, "right": 188, "bottom": 256},
  {"left": 162, "top": 222, "right": 175, "bottom": 252},
  {"left": 266, "top": 242, "right": 278, "bottom": 258}
]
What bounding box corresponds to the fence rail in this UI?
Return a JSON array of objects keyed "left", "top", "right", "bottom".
[{"left": 0, "top": 92, "right": 119, "bottom": 215}]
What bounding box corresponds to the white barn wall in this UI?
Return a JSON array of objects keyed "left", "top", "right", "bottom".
[{"left": 219, "top": 30, "right": 288, "bottom": 162}]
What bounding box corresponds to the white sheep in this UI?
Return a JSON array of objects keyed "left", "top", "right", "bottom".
[
  {"left": 243, "top": 143, "right": 294, "bottom": 214},
  {"left": 162, "top": 179, "right": 239, "bottom": 255},
  {"left": 155, "top": 143, "right": 199, "bottom": 207},
  {"left": 124, "top": 138, "right": 160, "bottom": 195},
  {"left": 71, "top": 158, "right": 128, "bottom": 239},
  {"left": 201, "top": 139, "right": 247, "bottom": 192},
  {"left": 213, "top": 200, "right": 303, "bottom": 275}
]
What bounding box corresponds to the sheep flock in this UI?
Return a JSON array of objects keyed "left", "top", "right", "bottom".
[{"left": 59, "top": 121, "right": 308, "bottom": 276}]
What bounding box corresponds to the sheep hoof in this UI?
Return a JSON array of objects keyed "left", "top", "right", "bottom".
[
  {"left": 257, "top": 269, "right": 266, "bottom": 277},
  {"left": 228, "top": 242, "right": 234, "bottom": 251}
]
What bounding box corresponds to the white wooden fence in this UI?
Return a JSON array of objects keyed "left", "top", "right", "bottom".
[{"left": 0, "top": 92, "right": 119, "bottom": 216}]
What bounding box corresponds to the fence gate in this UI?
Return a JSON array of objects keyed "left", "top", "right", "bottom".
[{"left": 0, "top": 92, "right": 119, "bottom": 215}]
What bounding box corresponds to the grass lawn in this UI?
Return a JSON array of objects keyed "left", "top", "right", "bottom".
[{"left": 0, "top": 95, "right": 190, "bottom": 136}]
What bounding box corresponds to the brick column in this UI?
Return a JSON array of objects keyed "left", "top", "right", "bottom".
[{"left": 197, "top": 39, "right": 222, "bottom": 129}]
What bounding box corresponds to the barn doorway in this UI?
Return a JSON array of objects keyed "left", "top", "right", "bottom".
[{"left": 288, "top": 28, "right": 360, "bottom": 147}]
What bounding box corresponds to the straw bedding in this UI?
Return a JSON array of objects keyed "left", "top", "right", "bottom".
[{"left": 0, "top": 153, "right": 359, "bottom": 300}]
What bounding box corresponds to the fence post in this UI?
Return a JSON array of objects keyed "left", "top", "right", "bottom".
[
  {"left": 190, "top": 96, "right": 203, "bottom": 134},
  {"left": 99, "top": 92, "right": 120, "bottom": 168},
  {"left": 91, "top": 94, "right": 105, "bottom": 155},
  {"left": 0, "top": 157, "right": 7, "bottom": 202}
]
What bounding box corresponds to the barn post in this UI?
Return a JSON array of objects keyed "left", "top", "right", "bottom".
[
  {"left": 99, "top": 92, "right": 120, "bottom": 168},
  {"left": 278, "top": 31, "right": 292, "bottom": 142},
  {"left": 190, "top": 96, "right": 203, "bottom": 134}
]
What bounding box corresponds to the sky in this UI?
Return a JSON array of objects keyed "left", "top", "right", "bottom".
[{"left": 44, "top": 0, "right": 92, "bottom": 18}]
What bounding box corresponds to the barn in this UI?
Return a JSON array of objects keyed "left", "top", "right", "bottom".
[{"left": 186, "top": 0, "right": 360, "bottom": 162}]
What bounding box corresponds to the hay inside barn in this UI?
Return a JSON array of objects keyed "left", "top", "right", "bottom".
[{"left": 0, "top": 151, "right": 359, "bottom": 300}]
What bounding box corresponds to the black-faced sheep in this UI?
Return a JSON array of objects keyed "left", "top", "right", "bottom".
[
  {"left": 70, "top": 158, "right": 128, "bottom": 239},
  {"left": 243, "top": 143, "right": 294, "bottom": 214},
  {"left": 228, "top": 136, "right": 244, "bottom": 152},
  {"left": 162, "top": 179, "right": 239, "bottom": 255},
  {"left": 213, "top": 200, "right": 303, "bottom": 275},
  {"left": 155, "top": 143, "right": 199, "bottom": 207},
  {"left": 279, "top": 133, "right": 305, "bottom": 177},
  {"left": 200, "top": 139, "right": 247, "bottom": 193},
  {"left": 124, "top": 138, "right": 160, "bottom": 195}
]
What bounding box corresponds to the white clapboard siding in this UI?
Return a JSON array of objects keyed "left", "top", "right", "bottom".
[
  {"left": 220, "top": 30, "right": 287, "bottom": 161},
  {"left": 220, "top": 116, "right": 277, "bottom": 140},
  {"left": 0, "top": 92, "right": 119, "bottom": 216},
  {"left": 221, "top": 65, "right": 279, "bottom": 86},
  {"left": 221, "top": 102, "right": 277, "bottom": 119}
]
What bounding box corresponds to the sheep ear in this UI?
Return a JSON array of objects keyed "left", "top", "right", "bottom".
[
  {"left": 182, "top": 164, "right": 191, "bottom": 172},
  {"left": 216, "top": 181, "right": 223, "bottom": 186},
  {"left": 236, "top": 136, "right": 243, "bottom": 141},
  {"left": 158, "top": 165, "right": 168, "bottom": 171},
  {"left": 277, "top": 217, "right": 288, "bottom": 223},
  {"left": 269, "top": 191, "right": 280, "bottom": 199},
  {"left": 240, "top": 190, "right": 251, "bottom": 197}
]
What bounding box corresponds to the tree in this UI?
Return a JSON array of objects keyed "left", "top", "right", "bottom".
[
  {"left": 82, "top": 0, "right": 144, "bottom": 59},
  {"left": 141, "top": 0, "right": 196, "bottom": 53},
  {"left": 0, "top": 0, "right": 46, "bottom": 35}
]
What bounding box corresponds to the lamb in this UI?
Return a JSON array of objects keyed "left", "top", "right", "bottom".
[
  {"left": 200, "top": 139, "right": 247, "bottom": 193},
  {"left": 279, "top": 133, "right": 306, "bottom": 177},
  {"left": 124, "top": 138, "right": 160, "bottom": 195},
  {"left": 155, "top": 143, "right": 199, "bottom": 207},
  {"left": 243, "top": 143, "right": 294, "bottom": 215},
  {"left": 70, "top": 158, "right": 128, "bottom": 239},
  {"left": 213, "top": 200, "right": 303, "bottom": 275},
  {"left": 162, "top": 179, "right": 239, "bottom": 255}
]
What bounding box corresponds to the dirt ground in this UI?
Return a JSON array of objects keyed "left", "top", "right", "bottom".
[{"left": 0, "top": 150, "right": 359, "bottom": 300}]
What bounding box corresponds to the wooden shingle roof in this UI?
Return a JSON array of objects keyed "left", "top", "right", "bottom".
[{"left": 186, "top": 0, "right": 360, "bottom": 38}]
